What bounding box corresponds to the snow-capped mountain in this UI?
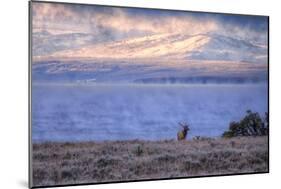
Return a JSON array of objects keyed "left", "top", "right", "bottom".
[
  {"left": 32, "top": 32, "right": 268, "bottom": 83},
  {"left": 34, "top": 32, "right": 267, "bottom": 64}
]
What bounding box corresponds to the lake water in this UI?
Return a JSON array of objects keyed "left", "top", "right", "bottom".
[{"left": 32, "top": 84, "right": 268, "bottom": 142}]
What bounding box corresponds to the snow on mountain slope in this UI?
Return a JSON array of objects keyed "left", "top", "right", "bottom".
[
  {"left": 34, "top": 33, "right": 267, "bottom": 64},
  {"left": 39, "top": 33, "right": 208, "bottom": 60},
  {"left": 187, "top": 34, "right": 267, "bottom": 63}
]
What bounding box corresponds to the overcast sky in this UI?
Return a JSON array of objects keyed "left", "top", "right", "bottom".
[{"left": 32, "top": 2, "right": 267, "bottom": 42}]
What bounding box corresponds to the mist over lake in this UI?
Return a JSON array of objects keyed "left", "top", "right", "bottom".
[{"left": 32, "top": 83, "right": 268, "bottom": 142}]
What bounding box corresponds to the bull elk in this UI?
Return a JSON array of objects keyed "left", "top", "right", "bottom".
[{"left": 177, "top": 122, "right": 190, "bottom": 141}]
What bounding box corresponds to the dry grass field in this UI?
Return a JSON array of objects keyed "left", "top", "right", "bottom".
[{"left": 32, "top": 136, "right": 268, "bottom": 187}]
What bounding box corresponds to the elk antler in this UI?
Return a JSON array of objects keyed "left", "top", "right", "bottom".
[{"left": 178, "top": 122, "right": 188, "bottom": 127}]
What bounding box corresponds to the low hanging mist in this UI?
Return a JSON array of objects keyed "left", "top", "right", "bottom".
[{"left": 32, "top": 83, "right": 268, "bottom": 142}]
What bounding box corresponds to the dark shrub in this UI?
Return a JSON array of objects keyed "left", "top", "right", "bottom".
[{"left": 222, "top": 110, "right": 268, "bottom": 138}]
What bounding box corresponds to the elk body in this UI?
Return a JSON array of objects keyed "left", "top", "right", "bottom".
[{"left": 177, "top": 122, "right": 190, "bottom": 141}]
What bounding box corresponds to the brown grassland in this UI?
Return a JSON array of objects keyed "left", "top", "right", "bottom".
[{"left": 32, "top": 136, "right": 268, "bottom": 187}]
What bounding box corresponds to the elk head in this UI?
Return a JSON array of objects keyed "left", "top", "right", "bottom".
[{"left": 178, "top": 122, "right": 190, "bottom": 133}]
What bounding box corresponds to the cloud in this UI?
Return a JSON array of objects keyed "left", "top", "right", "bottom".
[
  {"left": 91, "top": 9, "right": 218, "bottom": 35},
  {"left": 32, "top": 2, "right": 218, "bottom": 36},
  {"left": 32, "top": 3, "right": 91, "bottom": 34}
]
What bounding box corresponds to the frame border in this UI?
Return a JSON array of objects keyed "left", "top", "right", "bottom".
[{"left": 28, "top": 1, "right": 33, "bottom": 188}]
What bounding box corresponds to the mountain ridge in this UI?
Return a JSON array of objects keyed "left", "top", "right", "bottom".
[{"left": 33, "top": 32, "right": 267, "bottom": 63}]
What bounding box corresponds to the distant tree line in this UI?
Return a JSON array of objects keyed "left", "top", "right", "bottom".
[
  {"left": 134, "top": 76, "right": 266, "bottom": 84},
  {"left": 222, "top": 110, "right": 268, "bottom": 138}
]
